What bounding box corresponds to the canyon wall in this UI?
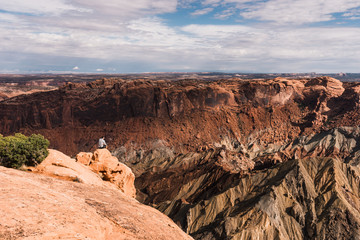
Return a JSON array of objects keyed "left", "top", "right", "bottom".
[{"left": 1, "top": 77, "right": 359, "bottom": 156}]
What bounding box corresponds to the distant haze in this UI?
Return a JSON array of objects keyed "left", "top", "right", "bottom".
[{"left": 1, "top": 0, "right": 360, "bottom": 73}]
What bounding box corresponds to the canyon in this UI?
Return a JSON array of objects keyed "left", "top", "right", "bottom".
[{"left": 2, "top": 75, "right": 360, "bottom": 239}]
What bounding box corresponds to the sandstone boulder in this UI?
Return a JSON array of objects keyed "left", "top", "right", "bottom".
[
  {"left": 76, "top": 149, "right": 136, "bottom": 198},
  {"left": 35, "top": 149, "right": 104, "bottom": 187},
  {"left": 76, "top": 151, "right": 93, "bottom": 165}
]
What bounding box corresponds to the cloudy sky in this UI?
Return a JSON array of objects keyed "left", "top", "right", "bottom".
[{"left": 1, "top": 0, "right": 360, "bottom": 73}]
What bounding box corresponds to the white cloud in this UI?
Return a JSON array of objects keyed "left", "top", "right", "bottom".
[
  {"left": 242, "top": 0, "right": 360, "bottom": 24},
  {"left": 2, "top": 0, "right": 360, "bottom": 73},
  {"left": 126, "top": 17, "right": 197, "bottom": 48},
  {"left": 179, "top": 24, "right": 360, "bottom": 71},
  {"left": 343, "top": 8, "right": 360, "bottom": 19},
  {"left": 0, "top": 0, "right": 88, "bottom": 16},
  {"left": 214, "top": 8, "right": 236, "bottom": 19},
  {"left": 0, "top": 0, "right": 177, "bottom": 32},
  {"left": 191, "top": 8, "right": 214, "bottom": 16},
  {"left": 96, "top": 68, "right": 104, "bottom": 72},
  {"left": 71, "top": 0, "right": 177, "bottom": 19},
  {"left": 199, "top": 0, "right": 360, "bottom": 25},
  {"left": 0, "top": 0, "right": 181, "bottom": 60},
  {"left": 73, "top": 66, "right": 79, "bottom": 70},
  {"left": 2, "top": 13, "right": 360, "bottom": 73},
  {"left": 178, "top": 0, "right": 198, "bottom": 8},
  {"left": 202, "top": 0, "right": 253, "bottom": 6},
  {"left": 202, "top": 0, "right": 221, "bottom": 5},
  {"left": 0, "top": 13, "right": 22, "bottom": 23},
  {"left": 182, "top": 24, "right": 253, "bottom": 38}
]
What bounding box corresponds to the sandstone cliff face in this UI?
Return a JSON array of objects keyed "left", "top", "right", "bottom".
[{"left": 1, "top": 77, "right": 358, "bottom": 157}]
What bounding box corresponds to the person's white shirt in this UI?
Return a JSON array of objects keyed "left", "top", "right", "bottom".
[{"left": 98, "top": 138, "right": 107, "bottom": 148}]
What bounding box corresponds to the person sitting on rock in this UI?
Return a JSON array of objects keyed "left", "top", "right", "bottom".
[{"left": 98, "top": 137, "right": 107, "bottom": 149}]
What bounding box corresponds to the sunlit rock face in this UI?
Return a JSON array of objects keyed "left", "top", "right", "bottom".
[
  {"left": 76, "top": 148, "right": 136, "bottom": 198},
  {"left": 0, "top": 165, "right": 193, "bottom": 240},
  {"left": 34, "top": 148, "right": 136, "bottom": 198}
]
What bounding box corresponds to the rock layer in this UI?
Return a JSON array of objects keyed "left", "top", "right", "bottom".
[{"left": 1, "top": 77, "right": 359, "bottom": 156}]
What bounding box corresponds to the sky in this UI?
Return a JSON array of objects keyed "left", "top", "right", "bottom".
[{"left": 1, "top": 0, "right": 360, "bottom": 73}]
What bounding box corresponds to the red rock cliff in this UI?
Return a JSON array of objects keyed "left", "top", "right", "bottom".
[{"left": 0, "top": 77, "right": 359, "bottom": 156}]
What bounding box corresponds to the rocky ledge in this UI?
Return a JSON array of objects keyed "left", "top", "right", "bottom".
[{"left": 0, "top": 149, "right": 192, "bottom": 240}]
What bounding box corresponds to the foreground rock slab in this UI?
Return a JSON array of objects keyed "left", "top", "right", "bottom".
[{"left": 0, "top": 167, "right": 193, "bottom": 240}]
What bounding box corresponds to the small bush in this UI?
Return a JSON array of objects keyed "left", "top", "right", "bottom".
[{"left": 0, "top": 133, "right": 49, "bottom": 169}]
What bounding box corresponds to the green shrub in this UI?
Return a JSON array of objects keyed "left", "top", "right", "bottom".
[{"left": 0, "top": 133, "right": 49, "bottom": 169}]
